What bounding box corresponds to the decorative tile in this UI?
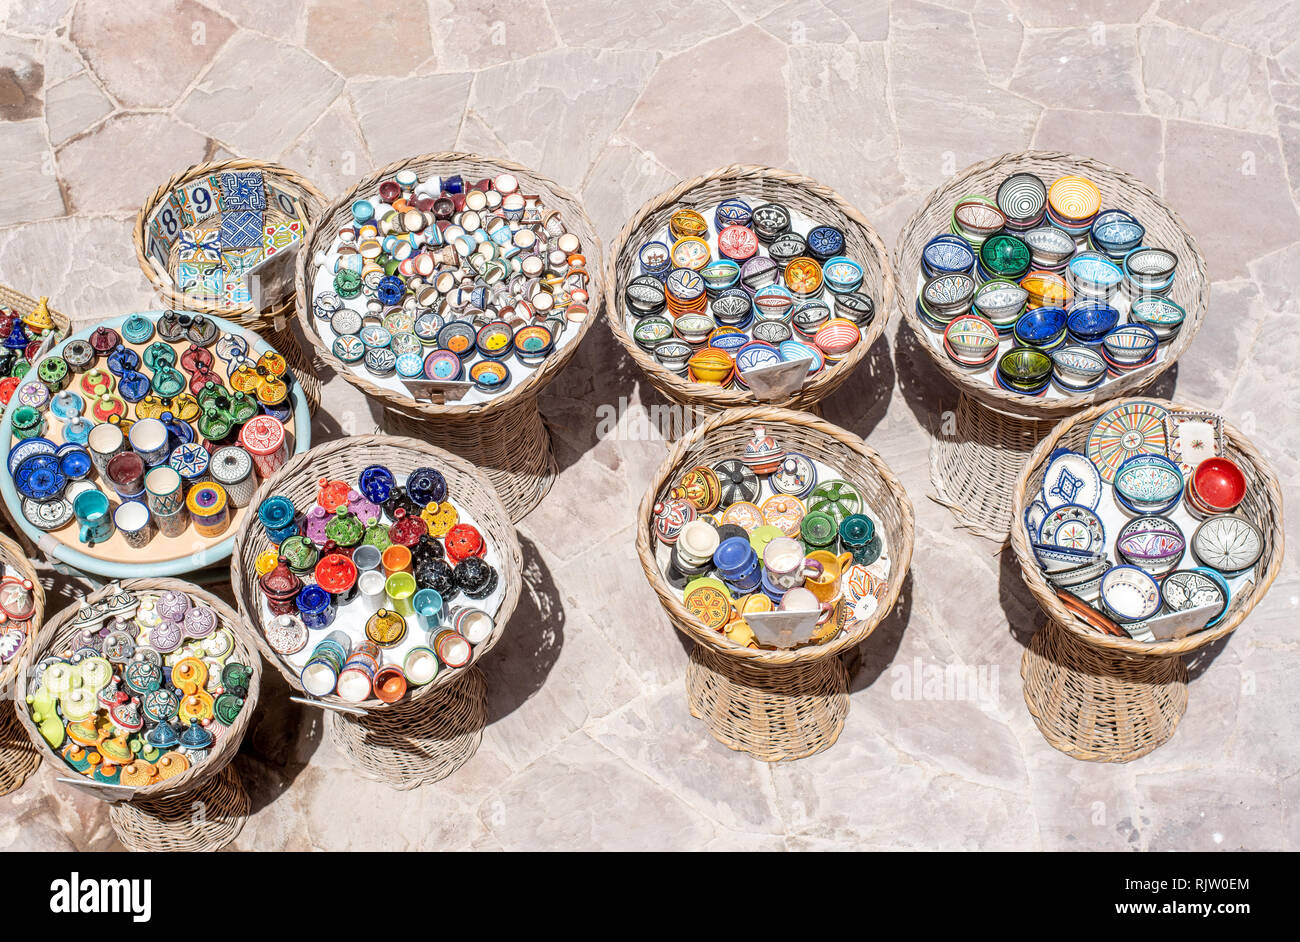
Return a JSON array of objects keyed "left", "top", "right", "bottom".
[
  {"left": 219, "top": 170, "right": 266, "bottom": 211},
  {"left": 179, "top": 226, "right": 221, "bottom": 264},
  {"left": 147, "top": 193, "right": 185, "bottom": 247},
  {"left": 262, "top": 219, "right": 303, "bottom": 257},
  {"left": 178, "top": 259, "right": 223, "bottom": 299},
  {"left": 221, "top": 247, "right": 262, "bottom": 307},
  {"left": 176, "top": 175, "right": 223, "bottom": 227},
  {"left": 220, "top": 209, "right": 264, "bottom": 248}
]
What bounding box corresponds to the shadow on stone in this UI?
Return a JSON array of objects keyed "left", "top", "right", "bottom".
[
  {"left": 238, "top": 666, "right": 323, "bottom": 814},
  {"left": 823, "top": 331, "right": 896, "bottom": 440},
  {"left": 847, "top": 570, "right": 912, "bottom": 693},
  {"left": 480, "top": 534, "right": 564, "bottom": 725}
]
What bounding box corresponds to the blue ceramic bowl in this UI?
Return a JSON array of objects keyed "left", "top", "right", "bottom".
[
  {"left": 921, "top": 234, "right": 976, "bottom": 278},
  {"left": 1013, "top": 306, "right": 1068, "bottom": 349},
  {"left": 1065, "top": 302, "right": 1120, "bottom": 344},
  {"left": 1091, "top": 209, "right": 1145, "bottom": 257}
]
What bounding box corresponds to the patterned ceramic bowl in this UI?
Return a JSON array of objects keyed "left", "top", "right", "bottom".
[
  {"left": 972, "top": 279, "right": 1028, "bottom": 331},
  {"left": 1128, "top": 296, "right": 1186, "bottom": 342},
  {"left": 943, "top": 314, "right": 999, "bottom": 367},
  {"left": 1101, "top": 324, "right": 1158, "bottom": 366},
  {"left": 1113, "top": 453, "right": 1184, "bottom": 515},
  {"left": 1050, "top": 344, "right": 1107, "bottom": 391},
  {"left": 1013, "top": 306, "right": 1068, "bottom": 350},
  {"left": 1065, "top": 301, "right": 1119, "bottom": 344},
  {"left": 1099, "top": 564, "right": 1161, "bottom": 623}
]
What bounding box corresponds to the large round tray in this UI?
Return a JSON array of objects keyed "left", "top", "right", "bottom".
[{"left": 0, "top": 311, "right": 312, "bottom": 578}]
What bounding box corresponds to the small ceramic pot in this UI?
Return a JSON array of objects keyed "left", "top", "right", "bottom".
[{"left": 113, "top": 500, "right": 152, "bottom": 549}]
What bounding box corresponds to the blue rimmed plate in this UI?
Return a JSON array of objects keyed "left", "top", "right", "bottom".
[{"left": 1041, "top": 449, "right": 1102, "bottom": 510}]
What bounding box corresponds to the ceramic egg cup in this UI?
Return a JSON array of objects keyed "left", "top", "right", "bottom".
[{"left": 1010, "top": 397, "right": 1284, "bottom": 763}]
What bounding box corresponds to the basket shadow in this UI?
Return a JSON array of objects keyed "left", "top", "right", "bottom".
[
  {"left": 893, "top": 319, "right": 955, "bottom": 438},
  {"left": 846, "top": 571, "right": 913, "bottom": 693},
  {"left": 478, "top": 534, "right": 564, "bottom": 725},
  {"left": 821, "top": 332, "right": 895, "bottom": 439},
  {"left": 997, "top": 545, "right": 1042, "bottom": 650},
  {"left": 237, "top": 666, "right": 323, "bottom": 815}
]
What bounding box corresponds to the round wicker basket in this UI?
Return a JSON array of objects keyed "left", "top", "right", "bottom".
[
  {"left": 635, "top": 406, "right": 914, "bottom": 760},
  {"left": 295, "top": 153, "right": 602, "bottom": 521},
  {"left": 0, "top": 530, "right": 45, "bottom": 794},
  {"left": 132, "top": 158, "right": 326, "bottom": 409},
  {"left": 606, "top": 165, "right": 896, "bottom": 423},
  {"left": 14, "top": 578, "right": 262, "bottom": 802},
  {"left": 230, "top": 434, "right": 522, "bottom": 712},
  {"left": 895, "top": 151, "right": 1209, "bottom": 541},
  {"left": 1009, "top": 398, "right": 1285, "bottom": 761}
]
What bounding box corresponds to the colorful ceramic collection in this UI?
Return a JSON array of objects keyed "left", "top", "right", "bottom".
[
  {"left": 310, "top": 170, "right": 588, "bottom": 398},
  {"left": 255, "top": 464, "right": 502, "bottom": 703},
  {"left": 0, "top": 297, "right": 62, "bottom": 421},
  {"left": 23, "top": 585, "right": 252, "bottom": 788},
  {"left": 920, "top": 172, "right": 1185, "bottom": 396},
  {"left": 653, "top": 426, "right": 890, "bottom": 649},
  {"left": 1027, "top": 402, "right": 1259, "bottom": 641},
  {"left": 2, "top": 312, "right": 299, "bottom": 564},
  {"left": 624, "top": 198, "right": 873, "bottom": 389},
  {"left": 143, "top": 169, "right": 305, "bottom": 308}
]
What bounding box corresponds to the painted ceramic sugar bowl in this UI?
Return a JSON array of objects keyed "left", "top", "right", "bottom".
[
  {"left": 406, "top": 466, "right": 448, "bottom": 506},
  {"left": 454, "top": 556, "right": 497, "bottom": 599},
  {"left": 316, "top": 477, "right": 351, "bottom": 512},
  {"left": 325, "top": 507, "right": 364, "bottom": 548},
  {"left": 670, "top": 466, "right": 722, "bottom": 513},
  {"left": 654, "top": 497, "right": 697, "bottom": 545},
  {"left": 388, "top": 507, "right": 429, "bottom": 547},
  {"left": 347, "top": 488, "right": 381, "bottom": 524},
  {"left": 358, "top": 465, "right": 396, "bottom": 505},
  {"left": 301, "top": 505, "right": 332, "bottom": 545},
  {"left": 258, "top": 495, "right": 299, "bottom": 544},
  {"left": 741, "top": 426, "right": 785, "bottom": 476},
  {"left": 279, "top": 534, "right": 320, "bottom": 576},
  {"left": 259, "top": 558, "right": 304, "bottom": 616},
  {"left": 444, "top": 523, "right": 485, "bottom": 564}
]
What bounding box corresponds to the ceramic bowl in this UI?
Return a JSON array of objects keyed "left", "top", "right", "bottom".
[
  {"left": 751, "top": 320, "right": 792, "bottom": 346},
  {"left": 752, "top": 284, "right": 795, "bottom": 322},
  {"left": 673, "top": 313, "right": 716, "bottom": 345},
  {"left": 1021, "top": 226, "right": 1076, "bottom": 268},
  {"left": 1050, "top": 344, "right": 1107, "bottom": 390},
  {"left": 921, "top": 272, "right": 976, "bottom": 318},
  {"left": 1101, "top": 324, "right": 1158, "bottom": 365},
  {"left": 700, "top": 258, "right": 741, "bottom": 294},
  {"left": 1099, "top": 565, "right": 1162, "bottom": 623},
  {"left": 921, "top": 234, "right": 976, "bottom": 277},
  {"left": 474, "top": 320, "right": 515, "bottom": 360},
  {"left": 625, "top": 274, "right": 667, "bottom": 317},
  {"left": 513, "top": 324, "right": 555, "bottom": 365},
  {"left": 654, "top": 339, "right": 693, "bottom": 373},
  {"left": 734, "top": 340, "right": 781, "bottom": 375},
  {"left": 436, "top": 321, "right": 477, "bottom": 360},
  {"left": 1190, "top": 457, "right": 1247, "bottom": 514},
  {"left": 710, "top": 293, "right": 754, "bottom": 330},
  {"left": 972, "top": 279, "right": 1028, "bottom": 330},
  {"left": 468, "top": 359, "right": 510, "bottom": 393},
  {"left": 708, "top": 329, "right": 749, "bottom": 358},
  {"left": 1033, "top": 542, "right": 1100, "bottom": 573},
  {"left": 633, "top": 314, "right": 673, "bottom": 351},
  {"left": 1091, "top": 209, "right": 1144, "bottom": 258},
  {"left": 1013, "top": 306, "right": 1068, "bottom": 349},
  {"left": 1114, "top": 453, "right": 1184, "bottom": 515},
  {"left": 1128, "top": 296, "right": 1186, "bottom": 342},
  {"left": 1066, "top": 252, "right": 1125, "bottom": 299},
  {"left": 1065, "top": 301, "right": 1119, "bottom": 344},
  {"left": 1116, "top": 515, "right": 1185, "bottom": 577},
  {"left": 811, "top": 318, "right": 860, "bottom": 360},
  {"left": 423, "top": 349, "right": 462, "bottom": 381},
  {"left": 822, "top": 256, "right": 865, "bottom": 294},
  {"left": 943, "top": 314, "right": 999, "bottom": 367},
  {"left": 687, "top": 347, "right": 735, "bottom": 386},
  {"left": 778, "top": 339, "right": 823, "bottom": 374},
  {"left": 979, "top": 234, "right": 1032, "bottom": 281},
  {"left": 791, "top": 300, "right": 832, "bottom": 338},
  {"left": 1192, "top": 513, "right": 1263, "bottom": 574},
  {"left": 1124, "top": 246, "right": 1178, "bottom": 287},
  {"left": 833, "top": 291, "right": 875, "bottom": 326},
  {"left": 1020, "top": 270, "right": 1072, "bottom": 309},
  {"left": 998, "top": 346, "right": 1052, "bottom": 389},
  {"left": 952, "top": 197, "right": 1006, "bottom": 242},
  {"left": 996, "top": 172, "right": 1048, "bottom": 226},
  {"left": 1047, "top": 174, "right": 1102, "bottom": 222}
]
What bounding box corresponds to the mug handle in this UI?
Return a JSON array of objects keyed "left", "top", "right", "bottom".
[
  {"left": 801, "top": 559, "right": 824, "bottom": 579},
  {"left": 815, "top": 600, "right": 835, "bottom": 625},
  {"left": 80, "top": 523, "right": 95, "bottom": 547},
  {"left": 837, "top": 552, "right": 853, "bottom": 569}
]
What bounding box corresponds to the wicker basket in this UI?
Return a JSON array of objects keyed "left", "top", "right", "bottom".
[
  {"left": 1009, "top": 398, "right": 1285, "bottom": 761},
  {"left": 295, "top": 152, "right": 602, "bottom": 521},
  {"left": 132, "top": 159, "right": 326, "bottom": 410},
  {"left": 894, "top": 151, "right": 1209, "bottom": 540},
  {"left": 0, "top": 530, "right": 45, "bottom": 795},
  {"left": 635, "top": 406, "right": 914, "bottom": 760},
  {"left": 231, "top": 435, "right": 522, "bottom": 709},
  {"left": 14, "top": 578, "right": 262, "bottom": 800},
  {"left": 606, "top": 165, "right": 896, "bottom": 426}
]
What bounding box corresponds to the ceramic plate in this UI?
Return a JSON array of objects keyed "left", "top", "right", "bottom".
[
  {"left": 1024, "top": 498, "right": 1049, "bottom": 537},
  {"left": 1086, "top": 401, "right": 1170, "bottom": 483},
  {"left": 1192, "top": 514, "right": 1263, "bottom": 574},
  {"left": 7, "top": 436, "right": 57, "bottom": 476},
  {"left": 1165, "top": 411, "right": 1224, "bottom": 476},
  {"left": 1038, "top": 503, "right": 1105, "bottom": 553},
  {"left": 1040, "top": 450, "right": 1102, "bottom": 510},
  {"left": 22, "top": 496, "right": 73, "bottom": 531}
]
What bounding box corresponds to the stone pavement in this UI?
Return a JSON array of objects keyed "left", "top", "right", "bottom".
[{"left": 0, "top": 0, "right": 1296, "bottom": 850}]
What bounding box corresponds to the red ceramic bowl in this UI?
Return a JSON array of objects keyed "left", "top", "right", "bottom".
[{"left": 1191, "top": 457, "right": 1246, "bottom": 512}]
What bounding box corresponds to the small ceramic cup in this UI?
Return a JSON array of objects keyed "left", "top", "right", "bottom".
[
  {"left": 762, "top": 537, "right": 822, "bottom": 591},
  {"left": 351, "top": 543, "right": 382, "bottom": 574},
  {"left": 677, "top": 519, "right": 720, "bottom": 569},
  {"left": 805, "top": 550, "right": 852, "bottom": 605},
  {"left": 372, "top": 665, "right": 408, "bottom": 704},
  {"left": 128, "top": 417, "right": 171, "bottom": 467},
  {"left": 385, "top": 571, "right": 417, "bottom": 616},
  {"left": 144, "top": 465, "right": 184, "bottom": 517},
  {"left": 105, "top": 451, "right": 146, "bottom": 500},
  {"left": 452, "top": 607, "right": 495, "bottom": 645},
  {"left": 413, "top": 588, "right": 443, "bottom": 631},
  {"left": 778, "top": 586, "right": 833, "bottom": 624},
  {"left": 382, "top": 544, "right": 412, "bottom": 578},
  {"left": 154, "top": 506, "right": 189, "bottom": 539},
  {"left": 403, "top": 646, "right": 440, "bottom": 686},
  {"left": 87, "top": 423, "right": 126, "bottom": 479},
  {"left": 356, "top": 570, "right": 387, "bottom": 614},
  {"left": 113, "top": 500, "right": 152, "bottom": 549},
  {"left": 73, "top": 489, "right": 113, "bottom": 546},
  {"left": 839, "top": 514, "right": 881, "bottom": 566}
]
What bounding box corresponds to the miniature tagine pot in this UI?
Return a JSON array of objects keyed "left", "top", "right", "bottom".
[
  {"left": 325, "top": 507, "right": 364, "bottom": 548},
  {"left": 259, "top": 557, "right": 303, "bottom": 616}
]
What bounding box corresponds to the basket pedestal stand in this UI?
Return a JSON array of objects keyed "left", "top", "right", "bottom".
[
  {"left": 685, "top": 646, "right": 850, "bottom": 762},
  {"left": 107, "top": 765, "right": 250, "bottom": 852},
  {"left": 383, "top": 407, "right": 556, "bottom": 523},
  {"left": 1020, "top": 620, "right": 1189, "bottom": 763},
  {"left": 0, "top": 699, "right": 41, "bottom": 796},
  {"left": 930, "top": 394, "right": 1052, "bottom": 542},
  {"left": 327, "top": 668, "right": 487, "bottom": 790}
]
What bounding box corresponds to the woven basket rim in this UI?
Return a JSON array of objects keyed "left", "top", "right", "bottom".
[
  {"left": 294, "top": 151, "right": 603, "bottom": 419},
  {"left": 893, "top": 150, "right": 1209, "bottom": 422},
  {"left": 229, "top": 433, "right": 523, "bottom": 710},
  {"left": 634, "top": 405, "right": 915, "bottom": 665},
  {"left": 0, "top": 531, "right": 45, "bottom": 694},
  {"left": 12, "top": 577, "right": 262, "bottom": 802},
  {"left": 603, "top": 163, "right": 898, "bottom": 410},
  {"left": 1009, "top": 396, "right": 1286, "bottom": 657},
  {"left": 132, "top": 158, "right": 328, "bottom": 322}
]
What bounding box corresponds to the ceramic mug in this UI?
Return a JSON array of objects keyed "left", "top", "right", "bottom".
[
  {"left": 154, "top": 506, "right": 189, "bottom": 538},
  {"left": 144, "top": 465, "right": 184, "bottom": 517},
  {"left": 805, "top": 550, "right": 853, "bottom": 605},
  {"left": 778, "top": 586, "right": 833, "bottom": 625},
  {"left": 413, "top": 588, "right": 443, "bottom": 630},
  {"left": 356, "top": 570, "right": 387, "bottom": 614},
  {"left": 87, "top": 423, "right": 126, "bottom": 479},
  {"left": 386, "top": 572, "right": 417, "bottom": 616},
  {"left": 382, "top": 544, "right": 412, "bottom": 577},
  {"left": 128, "top": 417, "right": 171, "bottom": 467},
  {"left": 351, "top": 543, "right": 382, "bottom": 574},
  {"left": 113, "top": 500, "right": 152, "bottom": 549},
  {"left": 676, "top": 519, "right": 720, "bottom": 569},
  {"left": 73, "top": 489, "right": 113, "bottom": 546},
  {"left": 105, "top": 451, "right": 146, "bottom": 500},
  {"left": 762, "top": 537, "right": 822, "bottom": 591}
]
